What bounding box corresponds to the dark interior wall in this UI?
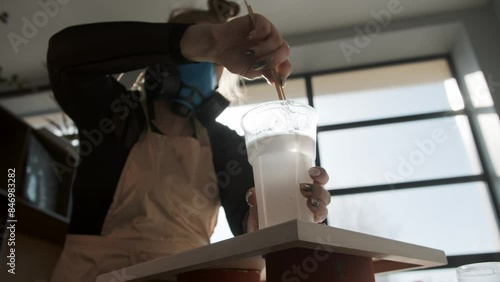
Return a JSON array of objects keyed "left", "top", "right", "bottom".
[
  {"left": 494, "top": 0, "right": 500, "bottom": 20},
  {"left": 462, "top": 5, "right": 500, "bottom": 115}
]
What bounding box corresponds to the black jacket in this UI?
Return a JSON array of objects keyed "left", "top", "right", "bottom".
[{"left": 46, "top": 22, "right": 253, "bottom": 236}]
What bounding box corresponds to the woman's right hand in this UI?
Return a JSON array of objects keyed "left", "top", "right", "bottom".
[{"left": 181, "top": 14, "right": 291, "bottom": 85}]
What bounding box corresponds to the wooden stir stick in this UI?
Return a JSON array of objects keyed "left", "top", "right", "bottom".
[{"left": 244, "top": 0, "right": 287, "bottom": 101}]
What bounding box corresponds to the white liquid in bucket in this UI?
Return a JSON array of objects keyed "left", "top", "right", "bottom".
[{"left": 247, "top": 133, "right": 316, "bottom": 228}]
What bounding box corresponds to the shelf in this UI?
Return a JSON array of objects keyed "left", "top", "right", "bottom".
[{"left": 0, "top": 189, "right": 68, "bottom": 245}]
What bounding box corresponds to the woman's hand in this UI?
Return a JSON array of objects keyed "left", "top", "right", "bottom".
[
  {"left": 244, "top": 167, "right": 331, "bottom": 233},
  {"left": 181, "top": 14, "right": 291, "bottom": 85},
  {"left": 299, "top": 167, "right": 331, "bottom": 223}
]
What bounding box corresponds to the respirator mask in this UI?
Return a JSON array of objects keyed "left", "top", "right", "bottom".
[{"left": 143, "top": 62, "right": 230, "bottom": 129}]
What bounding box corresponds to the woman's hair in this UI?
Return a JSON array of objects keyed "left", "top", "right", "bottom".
[
  {"left": 168, "top": 0, "right": 245, "bottom": 103},
  {"left": 169, "top": 0, "right": 240, "bottom": 24}
]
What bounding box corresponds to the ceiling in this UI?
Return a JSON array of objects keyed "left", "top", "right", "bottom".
[{"left": 0, "top": 0, "right": 491, "bottom": 93}]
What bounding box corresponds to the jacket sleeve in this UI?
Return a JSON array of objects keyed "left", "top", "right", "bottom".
[
  {"left": 207, "top": 122, "right": 254, "bottom": 236},
  {"left": 46, "top": 22, "right": 193, "bottom": 126}
]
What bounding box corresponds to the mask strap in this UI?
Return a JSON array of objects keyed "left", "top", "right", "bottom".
[{"left": 133, "top": 70, "right": 164, "bottom": 135}]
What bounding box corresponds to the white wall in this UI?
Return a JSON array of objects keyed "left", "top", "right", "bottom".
[{"left": 461, "top": 5, "right": 500, "bottom": 113}]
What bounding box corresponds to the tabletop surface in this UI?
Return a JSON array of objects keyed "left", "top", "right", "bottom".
[{"left": 96, "top": 220, "right": 447, "bottom": 282}]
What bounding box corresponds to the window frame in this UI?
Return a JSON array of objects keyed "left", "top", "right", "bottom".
[{"left": 251, "top": 54, "right": 500, "bottom": 269}]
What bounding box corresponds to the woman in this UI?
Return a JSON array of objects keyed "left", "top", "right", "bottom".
[{"left": 47, "top": 1, "right": 331, "bottom": 281}]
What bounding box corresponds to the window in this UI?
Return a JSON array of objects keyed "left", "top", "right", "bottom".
[
  {"left": 213, "top": 58, "right": 500, "bottom": 279},
  {"left": 312, "top": 60, "right": 464, "bottom": 125},
  {"left": 319, "top": 116, "right": 482, "bottom": 189},
  {"left": 328, "top": 182, "right": 500, "bottom": 256},
  {"left": 316, "top": 58, "right": 500, "bottom": 278}
]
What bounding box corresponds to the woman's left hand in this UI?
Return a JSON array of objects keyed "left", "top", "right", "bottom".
[
  {"left": 300, "top": 166, "right": 331, "bottom": 223},
  {"left": 245, "top": 166, "right": 331, "bottom": 233}
]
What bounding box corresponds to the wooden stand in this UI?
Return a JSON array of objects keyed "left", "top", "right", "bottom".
[
  {"left": 266, "top": 248, "right": 375, "bottom": 282},
  {"left": 177, "top": 269, "right": 260, "bottom": 282},
  {"left": 96, "top": 220, "right": 447, "bottom": 282}
]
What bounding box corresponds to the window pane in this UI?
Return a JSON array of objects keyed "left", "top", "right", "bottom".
[
  {"left": 211, "top": 207, "right": 233, "bottom": 243},
  {"left": 478, "top": 114, "right": 500, "bottom": 177},
  {"left": 318, "top": 116, "right": 482, "bottom": 189},
  {"left": 312, "top": 59, "right": 464, "bottom": 126},
  {"left": 328, "top": 182, "right": 500, "bottom": 256},
  {"left": 217, "top": 78, "right": 307, "bottom": 135}
]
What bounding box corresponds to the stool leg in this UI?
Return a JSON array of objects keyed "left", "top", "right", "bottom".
[{"left": 265, "top": 248, "right": 375, "bottom": 282}]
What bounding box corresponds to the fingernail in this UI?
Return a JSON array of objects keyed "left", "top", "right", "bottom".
[
  {"left": 311, "top": 198, "right": 320, "bottom": 208},
  {"left": 247, "top": 30, "right": 255, "bottom": 40},
  {"left": 245, "top": 190, "right": 255, "bottom": 207},
  {"left": 245, "top": 49, "right": 256, "bottom": 56},
  {"left": 301, "top": 183, "right": 315, "bottom": 192},
  {"left": 309, "top": 167, "right": 321, "bottom": 177},
  {"left": 252, "top": 60, "right": 267, "bottom": 71},
  {"left": 264, "top": 77, "right": 272, "bottom": 86}
]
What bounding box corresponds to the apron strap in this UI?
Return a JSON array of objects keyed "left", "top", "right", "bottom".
[{"left": 142, "top": 93, "right": 198, "bottom": 139}]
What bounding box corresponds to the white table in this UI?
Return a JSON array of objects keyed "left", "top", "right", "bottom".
[{"left": 96, "top": 220, "right": 447, "bottom": 282}]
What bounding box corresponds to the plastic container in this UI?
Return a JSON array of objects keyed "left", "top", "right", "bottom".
[
  {"left": 242, "top": 100, "right": 318, "bottom": 229},
  {"left": 457, "top": 262, "right": 500, "bottom": 282}
]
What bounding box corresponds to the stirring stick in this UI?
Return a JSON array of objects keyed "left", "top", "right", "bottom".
[{"left": 244, "top": 0, "right": 287, "bottom": 101}]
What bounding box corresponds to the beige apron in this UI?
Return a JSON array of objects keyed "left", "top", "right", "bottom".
[{"left": 50, "top": 115, "right": 220, "bottom": 282}]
